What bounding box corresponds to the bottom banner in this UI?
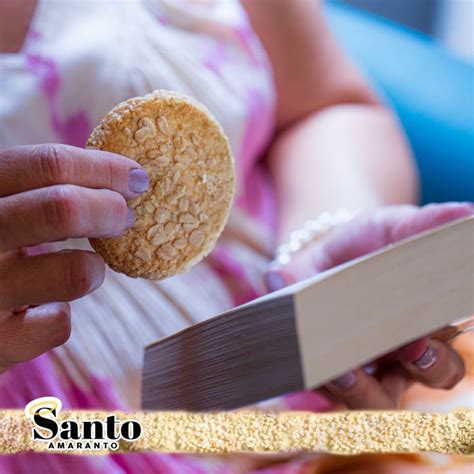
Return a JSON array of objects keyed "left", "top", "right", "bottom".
[{"left": 0, "top": 400, "right": 472, "bottom": 456}]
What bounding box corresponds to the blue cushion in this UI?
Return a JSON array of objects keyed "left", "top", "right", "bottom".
[{"left": 325, "top": 2, "right": 474, "bottom": 204}]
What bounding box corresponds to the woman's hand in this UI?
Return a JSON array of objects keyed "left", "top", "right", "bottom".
[
  {"left": 0, "top": 144, "right": 149, "bottom": 373},
  {"left": 265, "top": 202, "right": 473, "bottom": 409}
]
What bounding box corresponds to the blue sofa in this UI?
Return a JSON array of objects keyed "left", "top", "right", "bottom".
[{"left": 325, "top": 2, "right": 474, "bottom": 204}]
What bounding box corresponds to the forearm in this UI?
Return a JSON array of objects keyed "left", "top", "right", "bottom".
[
  {"left": 269, "top": 104, "right": 418, "bottom": 243},
  {"left": 243, "top": 0, "right": 418, "bottom": 242}
]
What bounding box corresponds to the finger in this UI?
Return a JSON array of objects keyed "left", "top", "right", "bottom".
[
  {"left": 326, "top": 369, "right": 395, "bottom": 409},
  {"left": 293, "top": 202, "right": 473, "bottom": 277},
  {"left": 264, "top": 202, "right": 474, "bottom": 292},
  {"left": 264, "top": 243, "right": 325, "bottom": 291},
  {"left": 264, "top": 209, "right": 397, "bottom": 290},
  {"left": 379, "top": 365, "right": 413, "bottom": 406},
  {"left": 430, "top": 325, "right": 461, "bottom": 342},
  {"left": 0, "top": 144, "right": 149, "bottom": 200},
  {"left": 264, "top": 232, "right": 387, "bottom": 292},
  {"left": 0, "top": 250, "right": 105, "bottom": 309},
  {"left": 0, "top": 303, "right": 71, "bottom": 373},
  {"left": 264, "top": 268, "right": 294, "bottom": 291},
  {"left": 0, "top": 184, "right": 132, "bottom": 251},
  {"left": 386, "top": 202, "right": 474, "bottom": 242},
  {"left": 398, "top": 339, "right": 465, "bottom": 389}
]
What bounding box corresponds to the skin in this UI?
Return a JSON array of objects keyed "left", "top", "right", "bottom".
[
  {"left": 0, "top": 144, "right": 148, "bottom": 373},
  {"left": 0, "top": 0, "right": 36, "bottom": 54},
  {"left": 242, "top": 0, "right": 467, "bottom": 409},
  {"left": 0, "top": 1, "right": 468, "bottom": 408},
  {"left": 267, "top": 203, "right": 472, "bottom": 409}
]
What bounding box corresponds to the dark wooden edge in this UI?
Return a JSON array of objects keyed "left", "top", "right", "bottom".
[{"left": 141, "top": 294, "right": 303, "bottom": 410}]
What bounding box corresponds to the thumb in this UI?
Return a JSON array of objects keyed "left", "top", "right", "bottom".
[
  {"left": 264, "top": 240, "right": 329, "bottom": 292},
  {"left": 264, "top": 268, "right": 292, "bottom": 292}
]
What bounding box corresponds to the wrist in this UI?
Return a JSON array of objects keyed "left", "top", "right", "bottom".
[{"left": 272, "top": 208, "right": 361, "bottom": 266}]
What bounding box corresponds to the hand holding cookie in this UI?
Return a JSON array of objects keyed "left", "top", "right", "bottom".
[
  {"left": 0, "top": 143, "right": 149, "bottom": 372},
  {"left": 0, "top": 90, "right": 234, "bottom": 373}
]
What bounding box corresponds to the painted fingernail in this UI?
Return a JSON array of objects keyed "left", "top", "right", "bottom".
[
  {"left": 363, "top": 363, "right": 378, "bottom": 375},
  {"left": 126, "top": 207, "right": 135, "bottom": 229},
  {"left": 128, "top": 168, "right": 149, "bottom": 194},
  {"left": 264, "top": 271, "right": 286, "bottom": 292},
  {"left": 332, "top": 371, "right": 356, "bottom": 390},
  {"left": 398, "top": 338, "right": 428, "bottom": 365},
  {"left": 413, "top": 346, "right": 437, "bottom": 369}
]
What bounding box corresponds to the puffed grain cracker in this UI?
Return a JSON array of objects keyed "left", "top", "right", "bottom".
[{"left": 86, "top": 90, "right": 235, "bottom": 279}]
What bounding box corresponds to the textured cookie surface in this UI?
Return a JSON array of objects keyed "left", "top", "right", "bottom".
[{"left": 87, "top": 90, "right": 235, "bottom": 279}]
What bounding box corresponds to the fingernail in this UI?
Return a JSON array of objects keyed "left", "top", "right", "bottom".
[
  {"left": 413, "top": 346, "right": 437, "bottom": 370},
  {"left": 126, "top": 207, "right": 135, "bottom": 228},
  {"left": 264, "top": 270, "right": 286, "bottom": 292},
  {"left": 398, "top": 338, "right": 428, "bottom": 365},
  {"left": 332, "top": 371, "right": 356, "bottom": 390},
  {"left": 128, "top": 168, "right": 149, "bottom": 194},
  {"left": 363, "top": 363, "right": 377, "bottom": 375}
]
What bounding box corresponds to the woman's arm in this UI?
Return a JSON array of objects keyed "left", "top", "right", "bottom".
[
  {"left": 242, "top": 0, "right": 417, "bottom": 242},
  {"left": 242, "top": 1, "right": 467, "bottom": 410}
]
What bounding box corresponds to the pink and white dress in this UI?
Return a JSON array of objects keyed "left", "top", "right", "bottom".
[{"left": 0, "top": 1, "right": 472, "bottom": 473}]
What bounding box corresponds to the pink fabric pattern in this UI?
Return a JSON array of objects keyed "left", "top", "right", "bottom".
[
  {"left": 203, "top": 42, "right": 231, "bottom": 76},
  {"left": 210, "top": 244, "right": 261, "bottom": 305},
  {"left": 26, "top": 54, "right": 91, "bottom": 147},
  {"left": 282, "top": 390, "right": 333, "bottom": 413},
  {"left": 25, "top": 28, "right": 41, "bottom": 47},
  {"left": 232, "top": 22, "right": 261, "bottom": 66},
  {"left": 236, "top": 88, "right": 276, "bottom": 230}
]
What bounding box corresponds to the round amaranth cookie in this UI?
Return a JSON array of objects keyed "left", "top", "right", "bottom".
[{"left": 87, "top": 90, "right": 235, "bottom": 279}]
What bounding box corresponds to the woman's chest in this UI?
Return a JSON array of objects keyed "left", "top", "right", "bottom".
[{"left": 0, "top": 0, "right": 275, "bottom": 182}]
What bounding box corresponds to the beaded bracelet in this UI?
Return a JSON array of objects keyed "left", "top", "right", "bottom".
[{"left": 273, "top": 208, "right": 360, "bottom": 266}]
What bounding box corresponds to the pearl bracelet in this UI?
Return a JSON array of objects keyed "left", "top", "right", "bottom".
[{"left": 273, "top": 208, "right": 360, "bottom": 266}]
